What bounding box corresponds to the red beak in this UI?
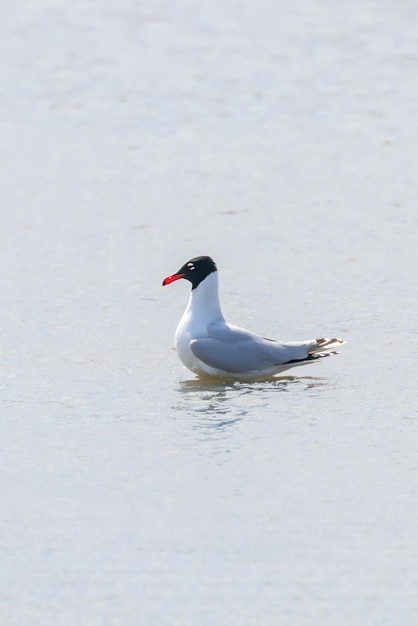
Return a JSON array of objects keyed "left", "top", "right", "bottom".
[{"left": 162, "top": 272, "right": 185, "bottom": 286}]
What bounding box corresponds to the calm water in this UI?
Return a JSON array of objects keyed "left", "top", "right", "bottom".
[{"left": 1, "top": 0, "right": 418, "bottom": 624}]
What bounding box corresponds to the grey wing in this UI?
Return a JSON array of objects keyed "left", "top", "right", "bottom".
[
  {"left": 190, "top": 337, "right": 279, "bottom": 373},
  {"left": 190, "top": 326, "right": 314, "bottom": 373}
]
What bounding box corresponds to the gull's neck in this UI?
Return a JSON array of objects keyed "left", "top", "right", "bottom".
[{"left": 185, "top": 271, "right": 225, "bottom": 324}]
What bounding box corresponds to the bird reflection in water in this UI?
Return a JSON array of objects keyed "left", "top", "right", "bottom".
[
  {"left": 176, "top": 379, "right": 245, "bottom": 433},
  {"left": 173, "top": 376, "right": 326, "bottom": 437}
]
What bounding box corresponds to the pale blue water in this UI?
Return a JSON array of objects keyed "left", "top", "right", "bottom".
[{"left": 1, "top": 0, "right": 418, "bottom": 624}]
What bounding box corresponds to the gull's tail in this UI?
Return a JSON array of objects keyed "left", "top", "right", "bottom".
[{"left": 308, "top": 337, "right": 346, "bottom": 359}]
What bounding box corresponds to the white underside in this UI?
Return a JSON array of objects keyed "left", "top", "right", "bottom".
[{"left": 176, "top": 348, "right": 314, "bottom": 379}]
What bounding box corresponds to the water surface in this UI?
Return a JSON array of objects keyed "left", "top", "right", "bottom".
[{"left": 1, "top": 0, "right": 418, "bottom": 624}]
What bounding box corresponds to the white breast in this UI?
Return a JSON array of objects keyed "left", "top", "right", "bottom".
[{"left": 174, "top": 272, "right": 225, "bottom": 375}]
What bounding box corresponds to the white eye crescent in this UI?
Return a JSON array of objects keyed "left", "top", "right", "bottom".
[{"left": 187, "top": 263, "right": 195, "bottom": 270}]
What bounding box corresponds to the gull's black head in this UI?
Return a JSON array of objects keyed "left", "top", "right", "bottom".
[{"left": 162, "top": 256, "right": 218, "bottom": 289}]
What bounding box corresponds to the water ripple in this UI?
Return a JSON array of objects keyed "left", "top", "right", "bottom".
[{"left": 172, "top": 375, "right": 329, "bottom": 422}]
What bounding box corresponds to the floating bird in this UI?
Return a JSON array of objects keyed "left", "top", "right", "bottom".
[{"left": 162, "top": 256, "right": 344, "bottom": 379}]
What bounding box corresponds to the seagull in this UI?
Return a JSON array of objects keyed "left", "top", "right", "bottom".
[{"left": 162, "top": 256, "right": 345, "bottom": 379}]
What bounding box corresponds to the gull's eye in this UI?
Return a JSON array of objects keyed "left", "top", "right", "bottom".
[{"left": 187, "top": 263, "right": 195, "bottom": 270}]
